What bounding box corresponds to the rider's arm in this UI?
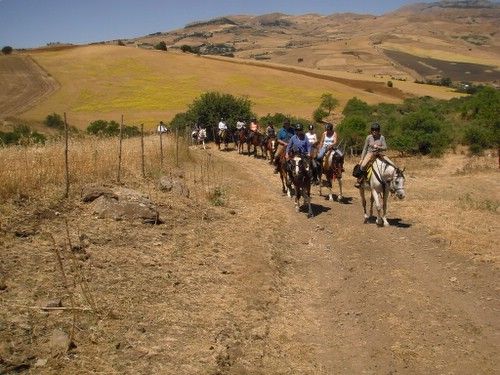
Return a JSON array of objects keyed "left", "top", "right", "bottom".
[
  {"left": 378, "top": 135, "right": 387, "bottom": 151},
  {"left": 332, "top": 131, "right": 338, "bottom": 147},
  {"left": 360, "top": 135, "right": 370, "bottom": 161},
  {"left": 319, "top": 132, "right": 325, "bottom": 148}
]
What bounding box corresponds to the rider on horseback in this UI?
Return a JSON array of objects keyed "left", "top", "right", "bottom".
[
  {"left": 236, "top": 119, "right": 245, "bottom": 130},
  {"left": 218, "top": 118, "right": 227, "bottom": 137},
  {"left": 273, "top": 119, "right": 295, "bottom": 173},
  {"left": 316, "top": 123, "right": 338, "bottom": 162},
  {"left": 355, "top": 122, "right": 396, "bottom": 188},
  {"left": 285, "top": 124, "right": 312, "bottom": 160}
]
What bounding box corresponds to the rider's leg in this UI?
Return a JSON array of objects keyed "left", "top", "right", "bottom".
[{"left": 355, "top": 152, "right": 373, "bottom": 187}]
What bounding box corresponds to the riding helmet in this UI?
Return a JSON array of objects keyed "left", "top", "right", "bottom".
[
  {"left": 371, "top": 122, "right": 381, "bottom": 131},
  {"left": 295, "top": 123, "right": 303, "bottom": 131},
  {"left": 325, "top": 123, "right": 333, "bottom": 131}
]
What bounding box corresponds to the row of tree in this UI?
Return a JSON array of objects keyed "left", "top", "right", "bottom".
[{"left": 1, "top": 87, "right": 498, "bottom": 156}]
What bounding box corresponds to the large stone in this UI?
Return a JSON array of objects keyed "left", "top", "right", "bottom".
[
  {"left": 81, "top": 183, "right": 117, "bottom": 203},
  {"left": 88, "top": 186, "right": 160, "bottom": 223},
  {"left": 158, "top": 176, "right": 190, "bottom": 198}
]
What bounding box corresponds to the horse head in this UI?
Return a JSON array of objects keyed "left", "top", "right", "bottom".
[
  {"left": 288, "top": 155, "right": 312, "bottom": 181},
  {"left": 390, "top": 167, "right": 406, "bottom": 199}
]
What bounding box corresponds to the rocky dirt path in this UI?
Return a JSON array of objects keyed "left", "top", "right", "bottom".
[{"left": 206, "top": 146, "right": 499, "bottom": 374}]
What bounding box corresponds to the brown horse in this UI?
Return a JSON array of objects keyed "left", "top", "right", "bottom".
[
  {"left": 277, "top": 153, "right": 292, "bottom": 196},
  {"left": 246, "top": 131, "right": 264, "bottom": 158},
  {"left": 235, "top": 128, "right": 248, "bottom": 154},
  {"left": 263, "top": 135, "right": 277, "bottom": 163},
  {"left": 319, "top": 148, "right": 345, "bottom": 202}
]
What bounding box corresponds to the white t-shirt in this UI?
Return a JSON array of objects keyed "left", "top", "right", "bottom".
[
  {"left": 236, "top": 121, "right": 245, "bottom": 129},
  {"left": 306, "top": 132, "right": 317, "bottom": 145},
  {"left": 218, "top": 121, "right": 227, "bottom": 130}
]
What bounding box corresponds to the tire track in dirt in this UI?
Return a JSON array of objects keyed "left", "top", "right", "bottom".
[{"left": 207, "top": 146, "right": 499, "bottom": 374}]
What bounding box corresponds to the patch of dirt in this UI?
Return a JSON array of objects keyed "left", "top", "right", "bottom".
[
  {"left": 0, "top": 146, "right": 498, "bottom": 374},
  {"left": 0, "top": 55, "right": 59, "bottom": 117}
]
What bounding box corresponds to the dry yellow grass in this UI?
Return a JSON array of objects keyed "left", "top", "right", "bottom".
[{"left": 19, "top": 45, "right": 464, "bottom": 130}]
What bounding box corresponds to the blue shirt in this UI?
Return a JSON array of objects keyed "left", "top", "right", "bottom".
[
  {"left": 277, "top": 127, "right": 295, "bottom": 142},
  {"left": 286, "top": 135, "right": 311, "bottom": 155}
]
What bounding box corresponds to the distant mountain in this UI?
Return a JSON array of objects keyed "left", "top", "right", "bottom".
[{"left": 121, "top": 0, "right": 500, "bottom": 83}]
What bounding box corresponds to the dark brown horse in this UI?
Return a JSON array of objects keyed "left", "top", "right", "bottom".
[
  {"left": 246, "top": 131, "right": 264, "bottom": 158},
  {"left": 288, "top": 155, "right": 313, "bottom": 217},
  {"left": 319, "top": 148, "right": 345, "bottom": 202},
  {"left": 215, "top": 129, "right": 233, "bottom": 151}
]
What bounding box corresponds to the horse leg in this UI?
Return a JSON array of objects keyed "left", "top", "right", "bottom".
[
  {"left": 382, "top": 188, "right": 390, "bottom": 227},
  {"left": 360, "top": 188, "right": 369, "bottom": 223},
  {"left": 326, "top": 175, "right": 333, "bottom": 201},
  {"left": 306, "top": 184, "right": 313, "bottom": 218},
  {"left": 371, "top": 189, "right": 383, "bottom": 226},
  {"left": 337, "top": 178, "right": 343, "bottom": 202}
]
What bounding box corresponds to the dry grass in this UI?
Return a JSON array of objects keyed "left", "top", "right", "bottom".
[
  {"left": 0, "top": 133, "right": 227, "bottom": 206},
  {"left": 19, "top": 45, "right": 464, "bottom": 130},
  {"left": 392, "top": 151, "right": 499, "bottom": 262}
]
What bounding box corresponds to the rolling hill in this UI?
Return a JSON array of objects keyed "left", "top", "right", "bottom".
[{"left": 127, "top": 0, "right": 500, "bottom": 84}]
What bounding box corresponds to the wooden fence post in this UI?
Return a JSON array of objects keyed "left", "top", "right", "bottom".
[
  {"left": 159, "top": 127, "right": 164, "bottom": 170},
  {"left": 64, "top": 112, "right": 69, "bottom": 198},
  {"left": 175, "top": 123, "right": 179, "bottom": 168},
  {"left": 117, "top": 114, "right": 123, "bottom": 183},
  {"left": 141, "top": 124, "right": 145, "bottom": 178}
]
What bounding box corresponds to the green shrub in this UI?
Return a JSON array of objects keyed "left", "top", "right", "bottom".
[
  {"left": 2, "top": 46, "right": 13, "bottom": 55},
  {"left": 87, "top": 120, "right": 120, "bottom": 137},
  {"left": 337, "top": 115, "right": 368, "bottom": 152},
  {"left": 44, "top": 112, "right": 64, "bottom": 129},
  {"left": 342, "top": 97, "right": 371, "bottom": 118},
  {"left": 154, "top": 41, "right": 167, "bottom": 51}
]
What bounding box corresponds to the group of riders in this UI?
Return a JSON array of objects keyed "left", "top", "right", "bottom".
[{"left": 192, "top": 117, "right": 394, "bottom": 188}]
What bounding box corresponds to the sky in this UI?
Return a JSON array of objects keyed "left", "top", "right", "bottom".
[{"left": 0, "top": 0, "right": 436, "bottom": 49}]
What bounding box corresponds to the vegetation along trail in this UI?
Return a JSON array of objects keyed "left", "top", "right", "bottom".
[{"left": 204, "top": 146, "right": 498, "bottom": 374}]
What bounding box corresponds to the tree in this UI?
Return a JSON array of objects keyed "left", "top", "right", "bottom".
[
  {"left": 394, "top": 109, "right": 451, "bottom": 156},
  {"left": 185, "top": 92, "right": 255, "bottom": 138},
  {"left": 320, "top": 93, "right": 339, "bottom": 115},
  {"left": 337, "top": 115, "right": 368, "bottom": 153},
  {"left": 87, "top": 120, "right": 120, "bottom": 137},
  {"left": 2, "top": 46, "right": 13, "bottom": 55},
  {"left": 44, "top": 112, "right": 64, "bottom": 129},
  {"left": 154, "top": 41, "right": 167, "bottom": 51},
  {"left": 312, "top": 107, "right": 328, "bottom": 123},
  {"left": 342, "top": 97, "right": 371, "bottom": 118}
]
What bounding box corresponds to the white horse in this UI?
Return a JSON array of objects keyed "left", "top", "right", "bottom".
[
  {"left": 359, "top": 158, "right": 405, "bottom": 227},
  {"left": 196, "top": 128, "right": 207, "bottom": 149}
]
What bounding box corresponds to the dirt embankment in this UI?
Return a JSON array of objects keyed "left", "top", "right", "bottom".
[
  {"left": 0, "top": 146, "right": 498, "bottom": 374},
  {"left": 0, "top": 55, "right": 59, "bottom": 118}
]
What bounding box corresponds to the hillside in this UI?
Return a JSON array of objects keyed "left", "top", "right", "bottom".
[
  {"left": 128, "top": 0, "right": 500, "bottom": 84},
  {"left": 4, "top": 45, "right": 460, "bottom": 128}
]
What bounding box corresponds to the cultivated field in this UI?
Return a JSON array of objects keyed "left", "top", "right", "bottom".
[{"left": 5, "top": 45, "right": 463, "bottom": 130}]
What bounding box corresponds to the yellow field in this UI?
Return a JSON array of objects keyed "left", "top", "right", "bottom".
[{"left": 21, "top": 45, "right": 463, "bottom": 130}]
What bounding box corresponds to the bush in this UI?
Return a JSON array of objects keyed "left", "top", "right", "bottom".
[
  {"left": 337, "top": 115, "right": 368, "bottom": 152},
  {"left": 394, "top": 110, "right": 451, "bottom": 156},
  {"left": 181, "top": 45, "right": 194, "bottom": 53},
  {"left": 44, "top": 112, "right": 64, "bottom": 129},
  {"left": 312, "top": 107, "right": 328, "bottom": 123},
  {"left": 87, "top": 120, "right": 120, "bottom": 137},
  {"left": 2, "top": 46, "right": 13, "bottom": 55},
  {"left": 154, "top": 41, "right": 167, "bottom": 51},
  {"left": 342, "top": 97, "right": 371, "bottom": 118},
  {"left": 0, "top": 125, "right": 46, "bottom": 146},
  {"left": 387, "top": 80, "right": 393, "bottom": 88}
]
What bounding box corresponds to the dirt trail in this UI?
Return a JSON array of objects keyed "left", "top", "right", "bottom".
[
  {"left": 208, "top": 147, "right": 498, "bottom": 374},
  {"left": 0, "top": 144, "right": 497, "bottom": 374}
]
